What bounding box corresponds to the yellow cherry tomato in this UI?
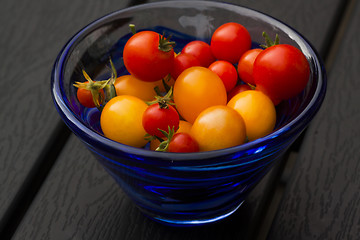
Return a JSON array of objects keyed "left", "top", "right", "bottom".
[
  {"left": 227, "top": 90, "right": 276, "bottom": 141},
  {"left": 114, "top": 75, "right": 158, "bottom": 101},
  {"left": 100, "top": 95, "right": 148, "bottom": 147},
  {"left": 173, "top": 66, "right": 227, "bottom": 123},
  {"left": 191, "top": 105, "right": 246, "bottom": 151}
]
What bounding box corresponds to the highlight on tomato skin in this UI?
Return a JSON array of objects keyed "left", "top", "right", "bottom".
[
  {"left": 173, "top": 66, "right": 227, "bottom": 124},
  {"left": 190, "top": 105, "right": 246, "bottom": 152},
  {"left": 100, "top": 95, "right": 148, "bottom": 148},
  {"left": 123, "top": 30, "right": 175, "bottom": 82},
  {"left": 253, "top": 44, "right": 310, "bottom": 102},
  {"left": 210, "top": 22, "right": 252, "bottom": 64},
  {"left": 142, "top": 103, "right": 180, "bottom": 138},
  {"left": 181, "top": 40, "right": 216, "bottom": 67},
  {"left": 227, "top": 90, "right": 276, "bottom": 142}
]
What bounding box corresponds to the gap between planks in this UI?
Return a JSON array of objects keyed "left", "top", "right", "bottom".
[
  {"left": 0, "top": 121, "right": 71, "bottom": 240},
  {"left": 253, "top": 0, "right": 357, "bottom": 239}
]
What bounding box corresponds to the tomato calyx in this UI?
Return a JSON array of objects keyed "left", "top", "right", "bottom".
[
  {"left": 146, "top": 86, "right": 175, "bottom": 108},
  {"left": 73, "top": 71, "right": 108, "bottom": 109},
  {"left": 260, "top": 32, "right": 280, "bottom": 49},
  {"left": 153, "top": 74, "right": 172, "bottom": 96},
  {"left": 128, "top": 23, "right": 175, "bottom": 52},
  {"left": 158, "top": 34, "right": 175, "bottom": 52},
  {"left": 104, "top": 58, "right": 117, "bottom": 102},
  {"left": 155, "top": 126, "right": 176, "bottom": 152},
  {"left": 73, "top": 59, "right": 117, "bottom": 110}
]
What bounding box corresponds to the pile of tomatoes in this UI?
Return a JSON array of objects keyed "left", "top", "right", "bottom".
[{"left": 75, "top": 22, "right": 310, "bottom": 153}]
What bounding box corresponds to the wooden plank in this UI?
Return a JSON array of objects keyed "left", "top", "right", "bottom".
[
  {"left": 267, "top": 0, "right": 360, "bottom": 239},
  {"left": 11, "top": 135, "right": 280, "bottom": 240},
  {"left": 0, "top": 0, "right": 133, "bottom": 236},
  {"left": 9, "top": 0, "right": 345, "bottom": 239}
]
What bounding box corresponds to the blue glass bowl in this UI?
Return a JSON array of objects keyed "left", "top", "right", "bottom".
[{"left": 51, "top": 1, "right": 326, "bottom": 226}]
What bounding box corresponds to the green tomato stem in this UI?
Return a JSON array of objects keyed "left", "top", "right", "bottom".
[
  {"left": 129, "top": 24, "right": 136, "bottom": 35},
  {"left": 260, "top": 32, "right": 280, "bottom": 48}
]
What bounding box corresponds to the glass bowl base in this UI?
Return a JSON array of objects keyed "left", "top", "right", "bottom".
[{"left": 148, "top": 200, "right": 245, "bottom": 226}]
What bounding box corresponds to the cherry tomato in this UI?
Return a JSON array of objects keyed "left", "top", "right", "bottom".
[
  {"left": 170, "top": 53, "right": 201, "bottom": 80},
  {"left": 211, "top": 22, "right": 252, "bottom": 64},
  {"left": 76, "top": 82, "right": 104, "bottom": 108},
  {"left": 253, "top": 44, "right": 310, "bottom": 101},
  {"left": 191, "top": 105, "right": 246, "bottom": 151},
  {"left": 227, "top": 84, "right": 252, "bottom": 102},
  {"left": 177, "top": 120, "right": 192, "bottom": 134},
  {"left": 149, "top": 120, "right": 192, "bottom": 151},
  {"left": 123, "top": 31, "right": 175, "bottom": 82},
  {"left": 114, "top": 75, "right": 158, "bottom": 101},
  {"left": 181, "top": 40, "right": 216, "bottom": 67},
  {"left": 237, "top": 48, "right": 262, "bottom": 85},
  {"left": 227, "top": 90, "right": 276, "bottom": 141},
  {"left": 173, "top": 66, "right": 227, "bottom": 123},
  {"left": 100, "top": 95, "right": 148, "bottom": 147},
  {"left": 168, "top": 133, "right": 199, "bottom": 153},
  {"left": 142, "top": 103, "right": 180, "bottom": 138},
  {"left": 208, "top": 60, "right": 238, "bottom": 92}
]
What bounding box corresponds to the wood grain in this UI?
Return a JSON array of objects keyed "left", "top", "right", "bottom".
[
  {"left": 268, "top": 1, "right": 360, "bottom": 239},
  {"left": 11, "top": 135, "right": 280, "bottom": 240},
  {"left": 2, "top": 0, "right": 350, "bottom": 239},
  {"left": 0, "top": 0, "right": 132, "bottom": 232}
]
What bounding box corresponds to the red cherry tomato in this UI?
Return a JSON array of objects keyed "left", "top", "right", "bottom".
[
  {"left": 168, "top": 132, "right": 199, "bottom": 153},
  {"left": 227, "top": 84, "right": 252, "bottom": 102},
  {"left": 211, "top": 22, "right": 252, "bottom": 64},
  {"left": 208, "top": 60, "right": 238, "bottom": 92},
  {"left": 170, "top": 53, "right": 201, "bottom": 80},
  {"left": 123, "top": 31, "right": 175, "bottom": 82},
  {"left": 253, "top": 44, "right": 310, "bottom": 101},
  {"left": 76, "top": 84, "right": 104, "bottom": 108},
  {"left": 181, "top": 40, "right": 216, "bottom": 67},
  {"left": 142, "top": 103, "right": 180, "bottom": 138},
  {"left": 237, "top": 48, "right": 262, "bottom": 85}
]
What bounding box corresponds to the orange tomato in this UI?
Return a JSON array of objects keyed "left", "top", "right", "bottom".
[
  {"left": 173, "top": 67, "right": 227, "bottom": 123},
  {"left": 191, "top": 105, "right": 246, "bottom": 151},
  {"left": 114, "top": 75, "right": 158, "bottom": 101},
  {"left": 100, "top": 95, "right": 148, "bottom": 147},
  {"left": 227, "top": 90, "right": 276, "bottom": 141},
  {"left": 177, "top": 120, "right": 192, "bottom": 134}
]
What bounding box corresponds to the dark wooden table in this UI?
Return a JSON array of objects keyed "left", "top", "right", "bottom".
[{"left": 1, "top": 0, "right": 359, "bottom": 239}]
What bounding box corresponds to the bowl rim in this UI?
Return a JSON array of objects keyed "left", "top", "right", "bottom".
[{"left": 51, "top": 0, "right": 326, "bottom": 161}]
